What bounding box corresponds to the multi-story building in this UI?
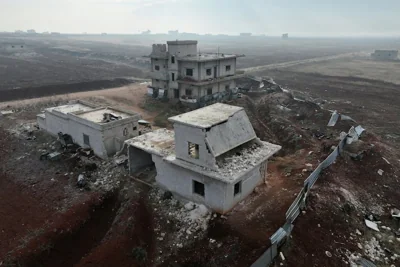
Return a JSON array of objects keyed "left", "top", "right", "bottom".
[{"left": 148, "top": 40, "right": 243, "bottom": 106}]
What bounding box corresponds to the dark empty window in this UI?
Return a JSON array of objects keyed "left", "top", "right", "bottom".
[
  {"left": 171, "top": 72, "right": 175, "bottom": 81},
  {"left": 226, "top": 65, "right": 231, "bottom": 72},
  {"left": 188, "top": 142, "right": 199, "bottom": 159},
  {"left": 133, "top": 126, "right": 137, "bottom": 131},
  {"left": 186, "top": 68, "right": 193, "bottom": 76},
  {"left": 193, "top": 180, "right": 205, "bottom": 197},
  {"left": 185, "top": 89, "right": 192, "bottom": 96},
  {"left": 225, "top": 85, "right": 230, "bottom": 91},
  {"left": 207, "top": 88, "right": 212, "bottom": 95},
  {"left": 174, "top": 89, "right": 179, "bottom": 98},
  {"left": 171, "top": 56, "right": 175, "bottom": 64},
  {"left": 234, "top": 181, "right": 242, "bottom": 196},
  {"left": 206, "top": 68, "right": 212, "bottom": 75},
  {"left": 155, "top": 65, "right": 160, "bottom": 71},
  {"left": 83, "top": 134, "right": 90, "bottom": 146}
]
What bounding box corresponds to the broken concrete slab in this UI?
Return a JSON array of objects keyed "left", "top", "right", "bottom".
[
  {"left": 0, "top": 110, "right": 14, "bottom": 116},
  {"left": 365, "top": 219, "right": 380, "bottom": 232}
]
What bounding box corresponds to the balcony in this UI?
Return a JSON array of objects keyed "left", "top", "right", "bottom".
[
  {"left": 177, "top": 74, "right": 244, "bottom": 86},
  {"left": 148, "top": 71, "right": 169, "bottom": 80}
]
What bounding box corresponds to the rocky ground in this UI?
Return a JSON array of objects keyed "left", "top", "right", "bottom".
[{"left": 0, "top": 77, "right": 399, "bottom": 266}]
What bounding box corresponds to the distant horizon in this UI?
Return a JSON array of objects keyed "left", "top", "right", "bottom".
[
  {"left": 1, "top": 30, "right": 399, "bottom": 39},
  {"left": 1, "top": 0, "right": 400, "bottom": 39}
]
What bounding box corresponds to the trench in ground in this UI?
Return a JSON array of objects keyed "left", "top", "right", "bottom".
[{"left": 24, "top": 193, "right": 121, "bottom": 267}]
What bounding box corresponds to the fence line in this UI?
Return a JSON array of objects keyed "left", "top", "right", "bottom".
[{"left": 251, "top": 125, "right": 365, "bottom": 267}]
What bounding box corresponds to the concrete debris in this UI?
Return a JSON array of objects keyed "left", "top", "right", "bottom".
[
  {"left": 391, "top": 208, "right": 400, "bottom": 219},
  {"left": 341, "top": 114, "right": 356, "bottom": 122},
  {"left": 276, "top": 105, "right": 292, "bottom": 112},
  {"left": 184, "top": 202, "right": 195, "bottom": 211},
  {"left": 0, "top": 110, "right": 14, "bottom": 116},
  {"left": 356, "top": 229, "right": 362, "bottom": 235},
  {"left": 327, "top": 111, "right": 340, "bottom": 126},
  {"left": 382, "top": 157, "right": 391, "bottom": 165},
  {"left": 57, "top": 132, "right": 74, "bottom": 147},
  {"left": 363, "top": 237, "right": 385, "bottom": 263},
  {"left": 356, "top": 257, "right": 377, "bottom": 267},
  {"left": 365, "top": 219, "right": 380, "bottom": 232},
  {"left": 102, "top": 112, "right": 122, "bottom": 122},
  {"left": 77, "top": 174, "right": 87, "bottom": 188},
  {"left": 279, "top": 252, "right": 285, "bottom": 261},
  {"left": 215, "top": 140, "right": 280, "bottom": 179},
  {"left": 114, "top": 155, "right": 128, "bottom": 165},
  {"left": 325, "top": 251, "right": 332, "bottom": 257},
  {"left": 355, "top": 125, "right": 365, "bottom": 137},
  {"left": 377, "top": 169, "right": 384, "bottom": 176},
  {"left": 150, "top": 189, "right": 212, "bottom": 252}
]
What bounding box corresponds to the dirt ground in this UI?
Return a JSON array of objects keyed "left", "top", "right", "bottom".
[
  {"left": 2, "top": 35, "right": 400, "bottom": 266},
  {"left": 285, "top": 57, "right": 400, "bottom": 85},
  {"left": 0, "top": 85, "right": 361, "bottom": 267}
]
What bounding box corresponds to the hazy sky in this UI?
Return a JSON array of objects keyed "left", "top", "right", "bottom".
[{"left": 1, "top": 0, "right": 400, "bottom": 37}]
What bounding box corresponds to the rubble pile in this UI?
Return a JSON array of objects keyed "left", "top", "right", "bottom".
[
  {"left": 215, "top": 140, "right": 279, "bottom": 178},
  {"left": 149, "top": 189, "right": 214, "bottom": 261}
]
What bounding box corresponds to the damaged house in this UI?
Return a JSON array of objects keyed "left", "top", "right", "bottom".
[
  {"left": 126, "top": 103, "right": 281, "bottom": 213},
  {"left": 147, "top": 40, "right": 244, "bottom": 107},
  {"left": 37, "top": 100, "right": 141, "bottom": 159}
]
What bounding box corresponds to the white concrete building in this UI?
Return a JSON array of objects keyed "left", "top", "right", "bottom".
[
  {"left": 37, "top": 100, "right": 141, "bottom": 159},
  {"left": 371, "top": 50, "right": 399, "bottom": 60},
  {"left": 126, "top": 103, "right": 281, "bottom": 213},
  {"left": 148, "top": 40, "right": 244, "bottom": 107}
]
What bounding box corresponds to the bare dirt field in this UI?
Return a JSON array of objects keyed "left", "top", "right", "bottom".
[
  {"left": 285, "top": 57, "right": 400, "bottom": 85},
  {"left": 2, "top": 35, "right": 400, "bottom": 266}
]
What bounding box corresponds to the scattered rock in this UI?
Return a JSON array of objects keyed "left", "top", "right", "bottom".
[
  {"left": 325, "top": 251, "right": 332, "bottom": 257},
  {"left": 184, "top": 202, "right": 195, "bottom": 211},
  {"left": 377, "top": 169, "right": 384, "bottom": 176}
]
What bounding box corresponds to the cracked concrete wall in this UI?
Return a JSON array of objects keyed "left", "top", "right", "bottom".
[
  {"left": 173, "top": 123, "right": 217, "bottom": 169},
  {"left": 128, "top": 146, "right": 153, "bottom": 175}
]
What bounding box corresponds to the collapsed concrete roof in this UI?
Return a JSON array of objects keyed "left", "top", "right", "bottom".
[
  {"left": 165, "top": 140, "right": 281, "bottom": 183},
  {"left": 168, "top": 103, "right": 243, "bottom": 129},
  {"left": 169, "top": 103, "right": 257, "bottom": 157}
]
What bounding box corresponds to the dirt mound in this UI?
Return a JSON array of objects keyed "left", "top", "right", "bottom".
[{"left": 230, "top": 91, "right": 353, "bottom": 155}]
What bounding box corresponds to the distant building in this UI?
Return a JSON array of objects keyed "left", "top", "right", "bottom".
[
  {"left": 371, "top": 50, "right": 398, "bottom": 60},
  {"left": 141, "top": 30, "right": 151, "bottom": 35},
  {"left": 125, "top": 103, "right": 281, "bottom": 213},
  {"left": 240, "top": 33, "right": 252, "bottom": 37},
  {"left": 27, "top": 29, "right": 36, "bottom": 34},
  {"left": 168, "top": 30, "right": 179, "bottom": 35},
  {"left": 282, "top": 33, "right": 289, "bottom": 39},
  {"left": 147, "top": 40, "right": 244, "bottom": 106},
  {"left": 37, "top": 100, "right": 141, "bottom": 159},
  {"left": 51, "top": 32, "right": 61, "bottom": 35},
  {"left": 0, "top": 42, "right": 27, "bottom": 52}
]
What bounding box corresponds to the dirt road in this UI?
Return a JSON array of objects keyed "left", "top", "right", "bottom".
[{"left": 242, "top": 52, "right": 367, "bottom": 73}]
